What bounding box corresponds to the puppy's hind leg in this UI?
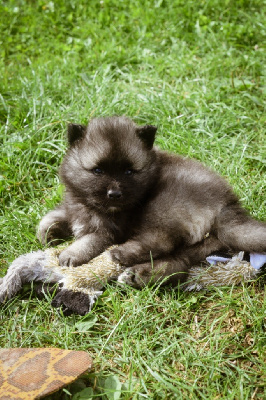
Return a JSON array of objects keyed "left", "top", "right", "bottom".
[
  {"left": 217, "top": 205, "right": 266, "bottom": 253},
  {"left": 37, "top": 205, "right": 72, "bottom": 245}
]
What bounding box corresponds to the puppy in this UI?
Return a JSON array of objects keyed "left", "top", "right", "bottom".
[{"left": 38, "top": 116, "right": 266, "bottom": 287}]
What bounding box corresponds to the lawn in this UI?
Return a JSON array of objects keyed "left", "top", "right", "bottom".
[{"left": 0, "top": 0, "right": 265, "bottom": 398}]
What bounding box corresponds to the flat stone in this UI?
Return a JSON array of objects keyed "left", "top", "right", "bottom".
[{"left": 0, "top": 348, "right": 93, "bottom": 399}]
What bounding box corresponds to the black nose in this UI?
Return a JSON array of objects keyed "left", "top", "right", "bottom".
[{"left": 107, "top": 189, "right": 122, "bottom": 199}]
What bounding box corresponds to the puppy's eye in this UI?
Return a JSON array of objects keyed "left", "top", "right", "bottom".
[
  {"left": 92, "top": 167, "right": 104, "bottom": 175},
  {"left": 125, "top": 169, "right": 134, "bottom": 176}
]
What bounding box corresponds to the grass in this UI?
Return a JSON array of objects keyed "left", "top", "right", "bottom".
[{"left": 0, "top": 0, "right": 265, "bottom": 398}]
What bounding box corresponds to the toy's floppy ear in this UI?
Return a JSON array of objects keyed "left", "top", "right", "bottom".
[
  {"left": 136, "top": 125, "right": 157, "bottom": 149},
  {"left": 67, "top": 124, "right": 87, "bottom": 145}
]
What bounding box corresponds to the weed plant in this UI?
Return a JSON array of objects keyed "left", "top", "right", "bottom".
[{"left": 0, "top": 1, "right": 265, "bottom": 398}]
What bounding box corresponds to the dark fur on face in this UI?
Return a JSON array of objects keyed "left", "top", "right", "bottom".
[
  {"left": 61, "top": 117, "right": 158, "bottom": 214},
  {"left": 38, "top": 116, "right": 266, "bottom": 287}
]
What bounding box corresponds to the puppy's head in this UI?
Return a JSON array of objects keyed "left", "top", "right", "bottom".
[{"left": 61, "top": 116, "right": 158, "bottom": 212}]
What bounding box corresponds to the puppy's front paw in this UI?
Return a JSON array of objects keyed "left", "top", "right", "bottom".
[
  {"left": 59, "top": 249, "right": 81, "bottom": 267},
  {"left": 110, "top": 247, "right": 135, "bottom": 267}
]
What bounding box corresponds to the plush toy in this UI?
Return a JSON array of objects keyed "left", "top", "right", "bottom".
[
  {"left": 0, "top": 245, "right": 124, "bottom": 315},
  {"left": 0, "top": 245, "right": 265, "bottom": 315}
]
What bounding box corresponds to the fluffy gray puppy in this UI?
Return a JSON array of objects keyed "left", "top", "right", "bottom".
[{"left": 38, "top": 116, "right": 266, "bottom": 287}]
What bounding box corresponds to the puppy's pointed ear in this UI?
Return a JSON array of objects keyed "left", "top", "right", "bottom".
[
  {"left": 67, "top": 124, "right": 87, "bottom": 145},
  {"left": 136, "top": 125, "right": 157, "bottom": 149}
]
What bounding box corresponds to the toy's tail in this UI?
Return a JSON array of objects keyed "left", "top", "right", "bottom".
[{"left": 0, "top": 250, "right": 63, "bottom": 303}]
